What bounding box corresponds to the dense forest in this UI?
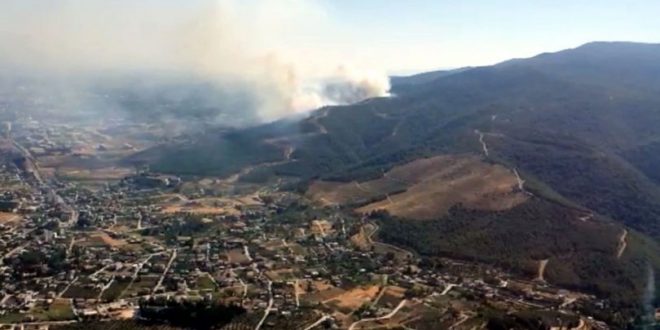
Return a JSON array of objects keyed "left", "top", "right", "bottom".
[
  {"left": 55, "top": 299, "right": 246, "bottom": 330},
  {"left": 371, "top": 199, "right": 658, "bottom": 302}
]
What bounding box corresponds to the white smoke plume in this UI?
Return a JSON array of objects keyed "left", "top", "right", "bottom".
[
  {"left": 321, "top": 67, "right": 391, "bottom": 105},
  {"left": 0, "top": 0, "right": 391, "bottom": 123}
]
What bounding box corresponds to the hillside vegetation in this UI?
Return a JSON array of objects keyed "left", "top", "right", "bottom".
[{"left": 136, "top": 42, "right": 660, "bottom": 308}]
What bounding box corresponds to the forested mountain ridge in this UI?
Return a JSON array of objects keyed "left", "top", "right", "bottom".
[{"left": 129, "top": 42, "right": 660, "bottom": 314}]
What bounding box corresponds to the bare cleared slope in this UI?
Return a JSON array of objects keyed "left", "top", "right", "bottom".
[{"left": 308, "top": 155, "right": 528, "bottom": 219}]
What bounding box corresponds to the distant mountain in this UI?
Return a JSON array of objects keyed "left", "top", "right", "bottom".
[{"left": 130, "top": 42, "right": 660, "bottom": 321}]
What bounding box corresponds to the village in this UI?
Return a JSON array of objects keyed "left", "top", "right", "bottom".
[{"left": 0, "top": 118, "right": 610, "bottom": 330}]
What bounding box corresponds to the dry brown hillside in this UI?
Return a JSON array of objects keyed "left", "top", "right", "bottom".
[{"left": 308, "top": 155, "right": 528, "bottom": 219}]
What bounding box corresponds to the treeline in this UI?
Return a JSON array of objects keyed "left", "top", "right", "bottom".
[
  {"left": 52, "top": 299, "right": 245, "bottom": 330},
  {"left": 137, "top": 298, "right": 245, "bottom": 330},
  {"left": 132, "top": 132, "right": 284, "bottom": 177}
]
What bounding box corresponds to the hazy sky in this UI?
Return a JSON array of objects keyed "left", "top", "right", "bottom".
[
  {"left": 0, "top": 0, "right": 658, "bottom": 120},
  {"left": 312, "top": 0, "right": 660, "bottom": 73},
  {"left": 2, "top": 0, "right": 658, "bottom": 75}
]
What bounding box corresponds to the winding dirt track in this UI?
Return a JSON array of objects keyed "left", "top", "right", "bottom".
[
  {"left": 616, "top": 229, "right": 628, "bottom": 259},
  {"left": 348, "top": 299, "right": 407, "bottom": 330},
  {"left": 536, "top": 259, "right": 549, "bottom": 282},
  {"left": 474, "top": 130, "right": 489, "bottom": 157},
  {"left": 222, "top": 140, "right": 295, "bottom": 184},
  {"left": 309, "top": 109, "right": 329, "bottom": 134},
  {"left": 303, "top": 315, "right": 331, "bottom": 330}
]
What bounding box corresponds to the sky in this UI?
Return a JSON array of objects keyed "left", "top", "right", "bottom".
[
  {"left": 311, "top": 0, "right": 660, "bottom": 74},
  {"left": 0, "top": 0, "right": 658, "bottom": 120},
  {"left": 2, "top": 0, "right": 659, "bottom": 75}
]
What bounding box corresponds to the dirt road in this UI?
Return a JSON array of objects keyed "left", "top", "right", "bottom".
[
  {"left": 366, "top": 223, "right": 414, "bottom": 259},
  {"left": 441, "top": 284, "right": 457, "bottom": 295},
  {"left": 616, "top": 229, "right": 628, "bottom": 259},
  {"left": 152, "top": 249, "right": 177, "bottom": 296},
  {"left": 303, "top": 315, "right": 331, "bottom": 330},
  {"left": 536, "top": 259, "right": 549, "bottom": 282},
  {"left": 348, "top": 299, "right": 407, "bottom": 330},
  {"left": 293, "top": 279, "right": 301, "bottom": 307},
  {"left": 354, "top": 181, "right": 394, "bottom": 205},
  {"left": 309, "top": 109, "right": 329, "bottom": 134},
  {"left": 222, "top": 140, "right": 296, "bottom": 184},
  {"left": 449, "top": 313, "right": 471, "bottom": 330},
  {"left": 513, "top": 169, "right": 525, "bottom": 191},
  {"left": 474, "top": 130, "right": 489, "bottom": 157},
  {"left": 255, "top": 281, "right": 273, "bottom": 330}
]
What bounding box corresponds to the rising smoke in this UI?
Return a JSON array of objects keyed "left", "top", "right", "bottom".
[
  {"left": 322, "top": 68, "right": 391, "bottom": 105},
  {"left": 0, "top": 0, "right": 390, "bottom": 124}
]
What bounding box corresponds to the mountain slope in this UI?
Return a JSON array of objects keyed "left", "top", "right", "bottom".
[{"left": 133, "top": 42, "right": 660, "bottom": 315}]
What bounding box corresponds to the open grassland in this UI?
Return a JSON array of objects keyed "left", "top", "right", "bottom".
[
  {"left": 358, "top": 155, "right": 528, "bottom": 219},
  {"left": 307, "top": 179, "right": 406, "bottom": 206},
  {"left": 308, "top": 154, "right": 528, "bottom": 219}
]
